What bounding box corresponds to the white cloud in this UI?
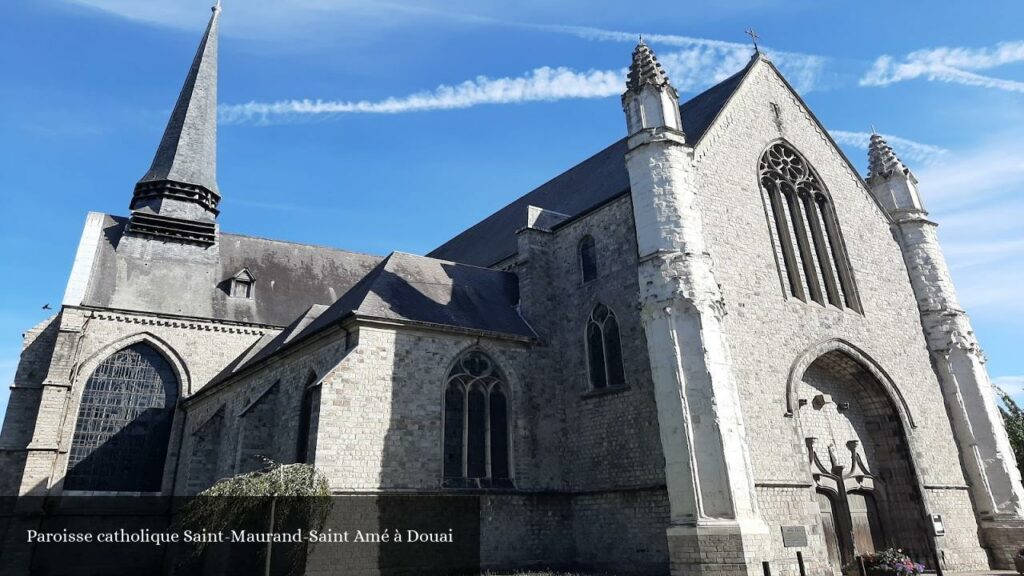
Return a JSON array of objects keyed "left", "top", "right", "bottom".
[
  {"left": 219, "top": 29, "right": 827, "bottom": 124},
  {"left": 220, "top": 66, "right": 625, "bottom": 123},
  {"left": 915, "top": 135, "right": 1024, "bottom": 321},
  {"left": 861, "top": 41, "right": 1024, "bottom": 93},
  {"left": 537, "top": 24, "right": 826, "bottom": 94},
  {"left": 828, "top": 130, "right": 949, "bottom": 165},
  {"left": 994, "top": 376, "right": 1024, "bottom": 407},
  {"left": 995, "top": 375, "right": 1024, "bottom": 394}
]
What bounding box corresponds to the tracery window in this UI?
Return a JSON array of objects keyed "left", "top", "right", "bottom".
[
  {"left": 579, "top": 235, "right": 598, "bottom": 284},
  {"left": 442, "top": 350, "right": 511, "bottom": 488},
  {"left": 759, "top": 142, "right": 860, "bottom": 311},
  {"left": 65, "top": 343, "right": 178, "bottom": 492},
  {"left": 586, "top": 303, "right": 626, "bottom": 390}
]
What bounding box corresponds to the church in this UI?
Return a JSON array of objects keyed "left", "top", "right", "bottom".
[{"left": 2, "top": 4, "right": 1023, "bottom": 576}]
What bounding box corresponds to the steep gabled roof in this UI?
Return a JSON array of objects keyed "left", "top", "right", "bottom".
[
  {"left": 209, "top": 304, "right": 329, "bottom": 384},
  {"left": 303, "top": 251, "right": 535, "bottom": 340},
  {"left": 204, "top": 251, "right": 536, "bottom": 389},
  {"left": 427, "top": 58, "right": 755, "bottom": 267}
]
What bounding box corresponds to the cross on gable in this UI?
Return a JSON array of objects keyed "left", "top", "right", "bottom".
[{"left": 745, "top": 28, "right": 760, "bottom": 53}]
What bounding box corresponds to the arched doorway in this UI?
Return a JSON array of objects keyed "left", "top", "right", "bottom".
[{"left": 796, "top": 349, "right": 931, "bottom": 570}]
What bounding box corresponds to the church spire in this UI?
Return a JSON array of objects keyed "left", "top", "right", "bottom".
[{"left": 128, "top": 3, "right": 222, "bottom": 246}]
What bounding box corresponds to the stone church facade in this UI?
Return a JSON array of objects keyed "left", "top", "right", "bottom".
[{"left": 2, "top": 5, "right": 1023, "bottom": 575}]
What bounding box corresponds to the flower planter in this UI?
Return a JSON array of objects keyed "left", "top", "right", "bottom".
[{"left": 850, "top": 549, "right": 926, "bottom": 576}]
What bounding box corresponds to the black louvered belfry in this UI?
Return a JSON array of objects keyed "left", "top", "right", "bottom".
[{"left": 64, "top": 344, "right": 178, "bottom": 492}]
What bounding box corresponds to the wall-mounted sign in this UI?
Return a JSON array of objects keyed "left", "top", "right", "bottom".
[
  {"left": 931, "top": 514, "right": 945, "bottom": 536},
  {"left": 781, "top": 525, "right": 808, "bottom": 547}
]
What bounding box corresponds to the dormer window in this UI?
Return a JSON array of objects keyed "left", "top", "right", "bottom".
[{"left": 230, "top": 268, "right": 255, "bottom": 299}]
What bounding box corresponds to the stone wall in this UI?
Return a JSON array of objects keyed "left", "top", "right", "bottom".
[
  {"left": 0, "top": 315, "right": 58, "bottom": 495},
  {"left": 178, "top": 327, "right": 350, "bottom": 492},
  {"left": 0, "top": 306, "right": 270, "bottom": 497},
  {"left": 690, "top": 59, "right": 988, "bottom": 569},
  {"left": 522, "top": 196, "right": 667, "bottom": 493}
]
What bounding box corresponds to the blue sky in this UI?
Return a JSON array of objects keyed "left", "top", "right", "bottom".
[{"left": 1, "top": 0, "right": 1023, "bottom": 422}]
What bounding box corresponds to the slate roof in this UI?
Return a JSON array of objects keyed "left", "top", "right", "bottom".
[
  {"left": 203, "top": 252, "right": 534, "bottom": 387},
  {"left": 137, "top": 4, "right": 221, "bottom": 195},
  {"left": 428, "top": 58, "right": 754, "bottom": 267},
  {"left": 80, "top": 215, "right": 382, "bottom": 327},
  {"left": 303, "top": 251, "right": 534, "bottom": 339},
  {"left": 210, "top": 304, "right": 329, "bottom": 384}
]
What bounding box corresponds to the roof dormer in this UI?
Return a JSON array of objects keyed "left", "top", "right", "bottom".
[{"left": 229, "top": 268, "right": 256, "bottom": 299}]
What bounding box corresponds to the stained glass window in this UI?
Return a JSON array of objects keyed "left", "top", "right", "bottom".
[
  {"left": 64, "top": 343, "right": 178, "bottom": 492},
  {"left": 579, "top": 235, "right": 598, "bottom": 283}
]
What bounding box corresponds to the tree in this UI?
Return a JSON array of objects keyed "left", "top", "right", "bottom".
[
  {"left": 176, "top": 460, "right": 332, "bottom": 575},
  {"left": 996, "top": 387, "right": 1024, "bottom": 480}
]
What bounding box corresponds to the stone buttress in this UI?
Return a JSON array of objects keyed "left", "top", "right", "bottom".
[
  {"left": 866, "top": 132, "right": 1024, "bottom": 567},
  {"left": 621, "top": 41, "right": 770, "bottom": 576}
]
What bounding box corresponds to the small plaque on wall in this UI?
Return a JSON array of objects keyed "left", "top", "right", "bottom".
[
  {"left": 781, "top": 525, "right": 808, "bottom": 547},
  {"left": 931, "top": 514, "right": 945, "bottom": 536}
]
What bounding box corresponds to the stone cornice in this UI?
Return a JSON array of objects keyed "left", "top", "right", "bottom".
[{"left": 82, "top": 308, "right": 272, "bottom": 335}]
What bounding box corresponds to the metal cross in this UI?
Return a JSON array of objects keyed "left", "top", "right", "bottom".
[{"left": 745, "top": 28, "right": 760, "bottom": 53}]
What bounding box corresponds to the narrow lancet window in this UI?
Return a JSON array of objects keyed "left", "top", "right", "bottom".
[
  {"left": 758, "top": 142, "right": 860, "bottom": 311},
  {"left": 579, "top": 235, "right": 598, "bottom": 283},
  {"left": 586, "top": 304, "right": 626, "bottom": 390},
  {"left": 296, "top": 371, "right": 319, "bottom": 464},
  {"left": 442, "top": 350, "right": 511, "bottom": 487}
]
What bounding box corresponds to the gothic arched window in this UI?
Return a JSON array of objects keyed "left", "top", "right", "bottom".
[
  {"left": 296, "top": 371, "right": 319, "bottom": 464},
  {"left": 759, "top": 142, "right": 860, "bottom": 311},
  {"left": 579, "top": 235, "right": 598, "bottom": 284},
  {"left": 442, "top": 350, "right": 511, "bottom": 488},
  {"left": 65, "top": 343, "right": 178, "bottom": 492},
  {"left": 586, "top": 304, "right": 626, "bottom": 390}
]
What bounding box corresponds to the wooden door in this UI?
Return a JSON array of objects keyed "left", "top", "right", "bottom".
[
  {"left": 848, "top": 491, "right": 882, "bottom": 555},
  {"left": 816, "top": 492, "right": 843, "bottom": 576}
]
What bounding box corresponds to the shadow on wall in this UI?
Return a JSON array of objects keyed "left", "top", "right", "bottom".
[
  {"left": 62, "top": 406, "right": 174, "bottom": 493},
  {"left": 0, "top": 314, "right": 61, "bottom": 498},
  {"left": 380, "top": 267, "right": 484, "bottom": 575}
]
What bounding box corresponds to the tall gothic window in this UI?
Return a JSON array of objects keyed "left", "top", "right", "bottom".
[
  {"left": 442, "top": 350, "right": 511, "bottom": 488},
  {"left": 579, "top": 235, "right": 598, "bottom": 284},
  {"left": 759, "top": 142, "right": 860, "bottom": 311},
  {"left": 65, "top": 343, "right": 178, "bottom": 492},
  {"left": 586, "top": 303, "right": 626, "bottom": 390}
]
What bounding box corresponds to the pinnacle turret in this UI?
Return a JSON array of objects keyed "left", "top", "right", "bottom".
[
  {"left": 866, "top": 132, "right": 912, "bottom": 182},
  {"left": 865, "top": 130, "right": 925, "bottom": 215},
  {"left": 128, "top": 3, "right": 222, "bottom": 245},
  {"left": 622, "top": 41, "right": 683, "bottom": 138},
  {"left": 626, "top": 41, "right": 672, "bottom": 93}
]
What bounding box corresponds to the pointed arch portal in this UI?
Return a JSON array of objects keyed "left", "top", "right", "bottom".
[{"left": 794, "top": 347, "right": 932, "bottom": 570}]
